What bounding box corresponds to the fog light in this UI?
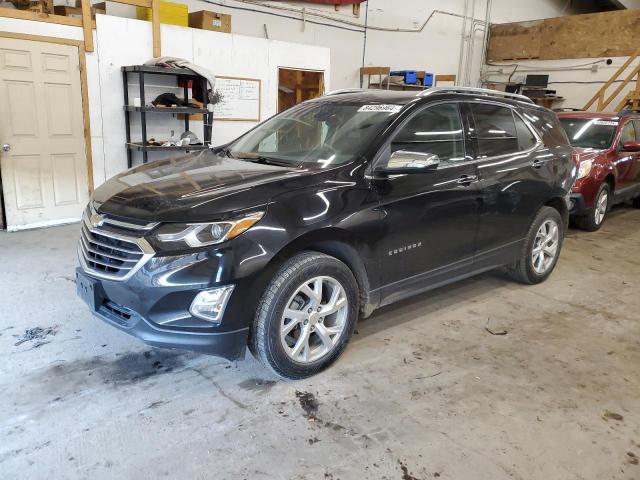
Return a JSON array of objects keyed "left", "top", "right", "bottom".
[{"left": 189, "top": 285, "right": 235, "bottom": 324}]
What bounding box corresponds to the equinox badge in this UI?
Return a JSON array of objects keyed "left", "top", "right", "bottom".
[{"left": 389, "top": 242, "right": 422, "bottom": 256}]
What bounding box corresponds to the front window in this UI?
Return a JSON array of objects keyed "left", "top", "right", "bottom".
[
  {"left": 390, "top": 103, "right": 465, "bottom": 162},
  {"left": 559, "top": 118, "right": 617, "bottom": 149},
  {"left": 226, "top": 100, "right": 402, "bottom": 168}
]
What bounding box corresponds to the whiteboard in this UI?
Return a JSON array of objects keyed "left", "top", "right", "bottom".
[{"left": 213, "top": 76, "right": 261, "bottom": 122}]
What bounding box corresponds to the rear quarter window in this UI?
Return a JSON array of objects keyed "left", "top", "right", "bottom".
[{"left": 523, "top": 108, "right": 569, "bottom": 147}]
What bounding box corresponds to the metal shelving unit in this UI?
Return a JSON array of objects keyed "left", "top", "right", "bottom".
[{"left": 122, "top": 65, "right": 213, "bottom": 167}]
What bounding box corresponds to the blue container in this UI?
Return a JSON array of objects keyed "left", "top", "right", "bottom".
[
  {"left": 422, "top": 73, "right": 434, "bottom": 87},
  {"left": 390, "top": 70, "right": 417, "bottom": 85}
]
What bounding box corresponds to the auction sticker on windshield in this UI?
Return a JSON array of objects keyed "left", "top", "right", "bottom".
[
  {"left": 594, "top": 120, "right": 618, "bottom": 126},
  {"left": 358, "top": 104, "right": 403, "bottom": 113}
]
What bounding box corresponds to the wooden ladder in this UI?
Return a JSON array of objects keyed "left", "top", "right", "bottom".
[{"left": 584, "top": 47, "right": 640, "bottom": 112}]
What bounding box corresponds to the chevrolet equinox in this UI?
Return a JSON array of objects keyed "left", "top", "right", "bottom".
[{"left": 77, "top": 87, "right": 577, "bottom": 379}]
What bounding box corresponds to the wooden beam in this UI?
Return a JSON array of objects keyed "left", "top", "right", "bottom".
[
  {"left": 360, "top": 66, "right": 390, "bottom": 76},
  {"left": 0, "top": 30, "right": 82, "bottom": 46},
  {"left": 599, "top": 63, "right": 640, "bottom": 111},
  {"left": 151, "top": 0, "right": 161, "bottom": 58},
  {"left": 435, "top": 74, "right": 457, "bottom": 85},
  {"left": 80, "top": 0, "right": 93, "bottom": 53},
  {"left": 633, "top": 72, "right": 640, "bottom": 110},
  {"left": 584, "top": 49, "right": 640, "bottom": 110},
  {"left": 0, "top": 7, "right": 84, "bottom": 27},
  {"left": 78, "top": 44, "right": 95, "bottom": 192}
]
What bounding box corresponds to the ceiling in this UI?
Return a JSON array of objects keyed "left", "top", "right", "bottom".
[{"left": 570, "top": 0, "right": 640, "bottom": 12}]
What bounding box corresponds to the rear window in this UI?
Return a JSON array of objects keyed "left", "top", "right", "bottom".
[{"left": 559, "top": 117, "right": 617, "bottom": 149}]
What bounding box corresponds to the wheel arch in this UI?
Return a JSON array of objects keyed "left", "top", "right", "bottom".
[
  {"left": 603, "top": 173, "right": 615, "bottom": 192},
  {"left": 257, "top": 228, "right": 375, "bottom": 319},
  {"left": 544, "top": 196, "right": 569, "bottom": 229}
]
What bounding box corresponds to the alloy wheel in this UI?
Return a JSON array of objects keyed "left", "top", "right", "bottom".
[
  {"left": 531, "top": 219, "right": 560, "bottom": 275},
  {"left": 594, "top": 190, "right": 608, "bottom": 225},
  {"left": 280, "top": 276, "right": 349, "bottom": 363}
]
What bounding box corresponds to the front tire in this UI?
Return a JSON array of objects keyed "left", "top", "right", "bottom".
[
  {"left": 507, "top": 206, "right": 564, "bottom": 285},
  {"left": 250, "top": 252, "right": 359, "bottom": 379},
  {"left": 576, "top": 183, "right": 610, "bottom": 231}
]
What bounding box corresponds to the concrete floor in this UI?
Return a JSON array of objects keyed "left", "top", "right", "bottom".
[{"left": 1, "top": 207, "right": 639, "bottom": 480}]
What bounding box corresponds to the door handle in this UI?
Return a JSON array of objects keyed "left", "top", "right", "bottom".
[
  {"left": 457, "top": 174, "right": 478, "bottom": 186},
  {"left": 2, "top": 144, "right": 9, "bottom": 152},
  {"left": 532, "top": 159, "right": 544, "bottom": 169}
]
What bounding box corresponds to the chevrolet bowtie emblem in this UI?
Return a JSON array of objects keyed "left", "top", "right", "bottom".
[{"left": 89, "top": 212, "right": 105, "bottom": 228}]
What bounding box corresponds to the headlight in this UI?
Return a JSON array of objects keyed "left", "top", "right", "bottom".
[
  {"left": 577, "top": 159, "right": 593, "bottom": 179},
  {"left": 153, "top": 211, "right": 264, "bottom": 249}
]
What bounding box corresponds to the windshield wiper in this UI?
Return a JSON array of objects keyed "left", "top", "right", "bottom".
[
  {"left": 219, "top": 147, "right": 235, "bottom": 158},
  {"left": 234, "top": 155, "right": 299, "bottom": 168}
]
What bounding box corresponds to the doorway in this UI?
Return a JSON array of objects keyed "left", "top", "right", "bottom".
[
  {"left": 0, "top": 37, "right": 89, "bottom": 231},
  {"left": 278, "top": 68, "right": 325, "bottom": 112}
]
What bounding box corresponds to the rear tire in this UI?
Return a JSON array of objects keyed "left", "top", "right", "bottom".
[
  {"left": 632, "top": 196, "right": 640, "bottom": 208},
  {"left": 575, "top": 183, "right": 610, "bottom": 231},
  {"left": 507, "top": 206, "right": 564, "bottom": 285},
  {"left": 250, "top": 252, "right": 359, "bottom": 380}
]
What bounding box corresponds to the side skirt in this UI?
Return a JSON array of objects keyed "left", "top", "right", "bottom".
[{"left": 373, "top": 239, "right": 524, "bottom": 309}]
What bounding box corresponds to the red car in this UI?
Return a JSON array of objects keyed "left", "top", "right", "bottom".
[{"left": 558, "top": 111, "right": 640, "bottom": 230}]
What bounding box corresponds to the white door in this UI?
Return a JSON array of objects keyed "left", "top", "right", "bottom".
[{"left": 0, "top": 37, "right": 89, "bottom": 231}]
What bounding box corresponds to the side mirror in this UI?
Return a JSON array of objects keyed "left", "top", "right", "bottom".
[
  {"left": 377, "top": 150, "right": 440, "bottom": 175},
  {"left": 622, "top": 141, "right": 640, "bottom": 152}
]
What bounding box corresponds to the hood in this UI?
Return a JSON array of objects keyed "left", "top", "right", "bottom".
[{"left": 93, "top": 150, "right": 312, "bottom": 222}]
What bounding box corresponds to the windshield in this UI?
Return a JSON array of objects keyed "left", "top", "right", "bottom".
[
  {"left": 559, "top": 118, "right": 617, "bottom": 149},
  {"left": 226, "top": 101, "right": 403, "bottom": 167}
]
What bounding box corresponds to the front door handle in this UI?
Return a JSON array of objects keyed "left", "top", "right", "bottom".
[
  {"left": 532, "top": 159, "right": 544, "bottom": 169},
  {"left": 2, "top": 144, "right": 9, "bottom": 152},
  {"left": 457, "top": 174, "right": 478, "bottom": 186}
]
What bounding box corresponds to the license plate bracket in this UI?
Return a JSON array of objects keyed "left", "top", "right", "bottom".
[{"left": 76, "top": 269, "right": 103, "bottom": 311}]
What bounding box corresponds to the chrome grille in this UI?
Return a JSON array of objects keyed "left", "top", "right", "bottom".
[{"left": 78, "top": 209, "right": 155, "bottom": 281}]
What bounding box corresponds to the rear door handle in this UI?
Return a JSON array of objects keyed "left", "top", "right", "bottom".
[
  {"left": 532, "top": 159, "right": 544, "bottom": 169},
  {"left": 457, "top": 174, "right": 478, "bottom": 186}
]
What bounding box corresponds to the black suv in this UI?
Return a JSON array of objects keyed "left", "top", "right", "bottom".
[{"left": 76, "top": 88, "right": 576, "bottom": 379}]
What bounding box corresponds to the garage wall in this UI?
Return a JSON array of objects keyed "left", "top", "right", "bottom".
[
  {"left": 483, "top": 56, "right": 637, "bottom": 112},
  {"left": 101, "top": 0, "right": 580, "bottom": 90},
  {"left": 0, "top": 15, "right": 329, "bottom": 188},
  {"left": 94, "top": 14, "right": 330, "bottom": 183},
  {"left": 0, "top": 0, "right": 593, "bottom": 190}
]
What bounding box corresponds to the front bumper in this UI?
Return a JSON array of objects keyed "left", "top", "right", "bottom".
[
  {"left": 76, "top": 267, "right": 249, "bottom": 360},
  {"left": 75, "top": 232, "right": 269, "bottom": 361},
  {"left": 76, "top": 205, "right": 288, "bottom": 359}
]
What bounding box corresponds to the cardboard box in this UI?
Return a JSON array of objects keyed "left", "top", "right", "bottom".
[
  {"left": 54, "top": 5, "right": 105, "bottom": 19},
  {"left": 189, "top": 10, "right": 231, "bottom": 33},
  {"left": 137, "top": 0, "right": 188, "bottom": 27},
  {"left": 27, "top": 0, "right": 53, "bottom": 14}
]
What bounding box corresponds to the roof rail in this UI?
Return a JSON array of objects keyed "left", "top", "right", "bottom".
[
  {"left": 553, "top": 107, "right": 584, "bottom": 112},
  {"left": 325, "top": 88, "right": 367, "bottom": 96},
  {"left": 416, "top": 86, "right": 535, "bottom": 104}
]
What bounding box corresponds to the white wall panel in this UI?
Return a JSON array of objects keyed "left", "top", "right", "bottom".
[{"left": 93, "top": 14, "right": 329, "bottom": 181}]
